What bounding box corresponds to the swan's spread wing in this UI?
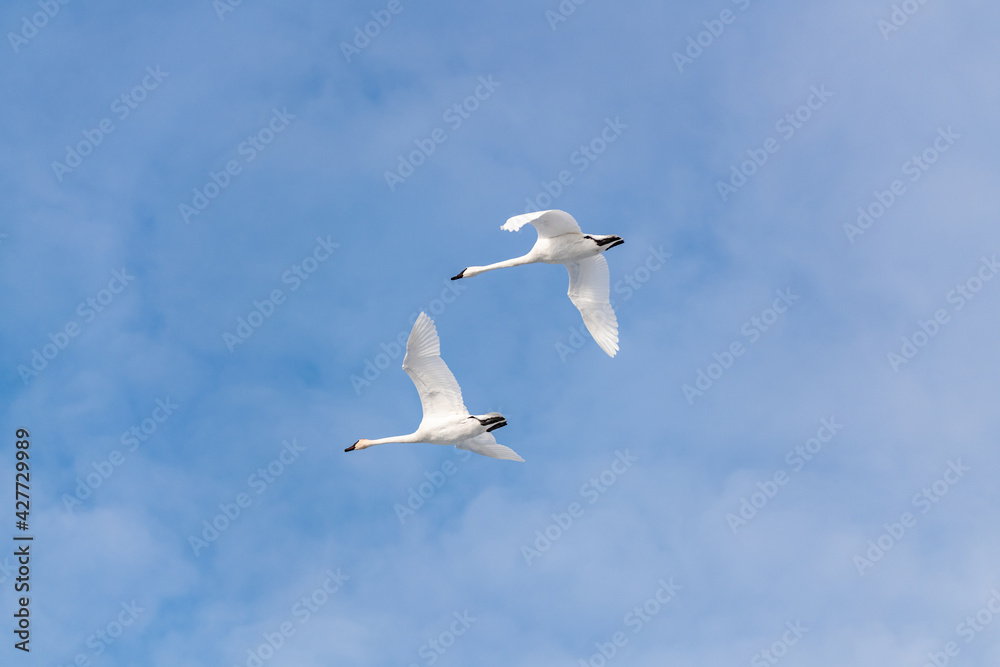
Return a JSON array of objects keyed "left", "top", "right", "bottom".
[
  {"left": 502, "top": 210, "right": 581, "bottom": 238},
  {"left": 402, "top": 313, "right": 468, "bottom": 418},
  {"left": 566, "top": 255, "right": 619, "bottom": 357},
  {"left": 457, "top": 432, "right": 524, "bottom": 462}
]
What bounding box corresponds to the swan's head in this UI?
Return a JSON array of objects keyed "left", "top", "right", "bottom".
[
  {"left": 345, "top": 439, "right": 372, "bottom": 452},
  {"left": 451, "top": 266, "right": 482, "bottom": 280}
]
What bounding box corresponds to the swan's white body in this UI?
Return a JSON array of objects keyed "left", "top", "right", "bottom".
[
  {"left": 346, "top": 312, "right": 523, "bottom": 461},
  {"left": 452, "top": 209, "right": 624, "bottom": 357}
]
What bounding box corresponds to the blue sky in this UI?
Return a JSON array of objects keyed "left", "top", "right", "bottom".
[{"left": 2, "top": 0, "right": 1000, "bottom": 665}]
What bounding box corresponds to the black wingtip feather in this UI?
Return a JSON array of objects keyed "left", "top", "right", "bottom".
[{"left": 486, "top": 420, "right": 507, "bottom": 433}]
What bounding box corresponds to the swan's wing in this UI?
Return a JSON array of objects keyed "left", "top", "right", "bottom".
[
  {"left": 502, "top": 210, "right": 581, "bottom": 238},
  {"left": 402, "top": 313, "right": 468, "bottom": 419},
  {"left": 566, "top": 255, "right": 619, "bottom": 357},
  {"left": 456, "top": 432, "right": 524, "bottom": 462}
]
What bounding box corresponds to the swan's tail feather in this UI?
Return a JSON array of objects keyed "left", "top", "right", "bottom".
[
  {"left": 486, "top": 420, "right": 507, "bottom": 433},
  {"left": 585, "top": 234, "right": 625, "bottom": 251},
  {"left": 474, "top": 412, "right": 506, "bottom": 431}
]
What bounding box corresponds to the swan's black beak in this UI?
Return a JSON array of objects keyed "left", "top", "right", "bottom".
[
  {"left": 451, "top": 269, "right": 466, "bottom": 280},
  {"left": 345, "top": 440, "right": 358, "bottom": 452}
]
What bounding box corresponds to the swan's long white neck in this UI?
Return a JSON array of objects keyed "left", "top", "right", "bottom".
[
  {"left": 464, "top": 254, "right": 536, "bottom": 277},
  {"left": 363, "top": 432, "right": 423, "bottom": 447}
]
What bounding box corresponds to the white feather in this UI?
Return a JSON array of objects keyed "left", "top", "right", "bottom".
[
  {"left": 502, "top": 209, "right": 582, "bottom": 238},
  {"left": 566, "top": 255, "right": 619, "bottom": 357},
  {"left": 402, "top": 313, "right": 468, "bottom": 419},
  {"left": 457, "top": 432, "right": 525, "bottom": 462}
]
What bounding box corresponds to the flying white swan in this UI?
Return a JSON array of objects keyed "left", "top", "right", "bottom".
[
  {"left": 451, "top": 209, "right": 624, "bottom": 357},
  {"left": 346, "top": 312, "right": 524, "bottom": 461}
]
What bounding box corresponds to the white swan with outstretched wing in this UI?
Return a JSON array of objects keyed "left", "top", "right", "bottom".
[
  {"left": 453, "top": 209, "right": 627, "bottom": 357},
  {"left": 346, "top": 313, "right": 523, "bottom": 462}
]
